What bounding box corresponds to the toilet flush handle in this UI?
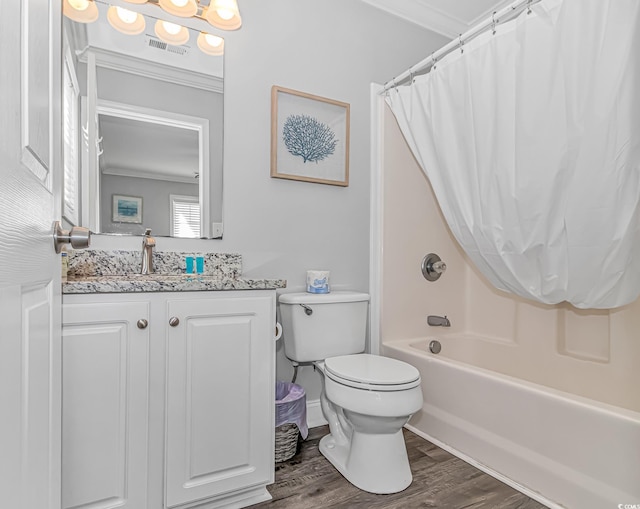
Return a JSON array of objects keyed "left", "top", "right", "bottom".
[{"left": 299, "top": 304, "right": 313, "bottom": 316}]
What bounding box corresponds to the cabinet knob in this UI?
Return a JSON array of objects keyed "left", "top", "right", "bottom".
[
  {"left": 169, "top": 317, "right": 180, "bottom": 327},
  {"left": 137, "top": 319, "right": 148, "bottom": 329}
]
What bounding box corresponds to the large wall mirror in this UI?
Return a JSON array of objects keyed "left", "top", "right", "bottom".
[{"left": 62, "top": 0, "right": 224, "bottom": 238}]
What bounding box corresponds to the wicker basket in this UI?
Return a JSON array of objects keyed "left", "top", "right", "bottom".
[{"left": 274, "top": 423, "right": 299, "bottom": 462}]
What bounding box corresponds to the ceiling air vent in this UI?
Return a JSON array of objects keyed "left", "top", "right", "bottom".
[{"left": 145, "top": 35, "right": 190, "bottom": 56}]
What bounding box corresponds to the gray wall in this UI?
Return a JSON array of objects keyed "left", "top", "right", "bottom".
[
  {"left": 91, "top": 0, "right": 448, "bottom": 401},
  {"left": 100, "top": 174, "right": 198, "bottom": 236}
]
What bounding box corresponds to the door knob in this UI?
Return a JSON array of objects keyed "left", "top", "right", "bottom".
[
  {"left": 52, "top": 221, "right": 91, "bottom": 254},
  {"left": 137, "top": 319, "right": 148, "bottom": 329},
  {"left": 169, "top": 317, "right": 180, "bottom": 327}
]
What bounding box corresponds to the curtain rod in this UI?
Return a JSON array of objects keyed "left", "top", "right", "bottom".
[{"left": 382, "top": 0, "right": 542, "bottom": 92}]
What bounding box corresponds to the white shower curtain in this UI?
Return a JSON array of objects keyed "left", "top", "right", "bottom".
[{"left": 386, "top": 0, "right": 640, "bottom": 309}]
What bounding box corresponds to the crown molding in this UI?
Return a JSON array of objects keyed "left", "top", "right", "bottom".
[
  {"left": 362, "top": 0, "right": 513, "bottom": 39},
  {"left": 466, "top": 0, "right": 518, "bottom": 29}
]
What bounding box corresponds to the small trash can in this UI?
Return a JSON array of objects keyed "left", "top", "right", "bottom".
[{"left": 275, "top": 381, "right": 308, "bottom": 462}]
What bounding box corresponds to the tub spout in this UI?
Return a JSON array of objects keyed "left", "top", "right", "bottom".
[{"left": 427, "top": 315, "right": 450, "bottom": 327}]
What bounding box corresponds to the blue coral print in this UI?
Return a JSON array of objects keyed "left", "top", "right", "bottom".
[{"left": 282, "top": 114, "right": 337, "bottom": 163}]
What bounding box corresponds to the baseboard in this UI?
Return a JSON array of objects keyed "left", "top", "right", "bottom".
[{"left": 307, "top": 398, "right": 328, "bottom": 428}]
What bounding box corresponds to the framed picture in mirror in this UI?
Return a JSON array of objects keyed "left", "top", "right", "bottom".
[
  {"left": 112, "top": 194, "right": 143, "bottom": 224},
  {"left": 271, "top": 86, "right": 350, "bottom": 186}
]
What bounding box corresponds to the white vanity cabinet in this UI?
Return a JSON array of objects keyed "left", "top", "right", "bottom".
[{"left": 62, "top": 290, "right": 276, "bottom": 509}]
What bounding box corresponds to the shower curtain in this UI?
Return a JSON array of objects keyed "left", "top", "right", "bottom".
[{"left": 386, "top": 0, "right": 640, "bottom": 309}]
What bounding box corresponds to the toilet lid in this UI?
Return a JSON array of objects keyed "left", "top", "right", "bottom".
[{"left": 324, "top": 354, "right": 420, "bottom": 390}]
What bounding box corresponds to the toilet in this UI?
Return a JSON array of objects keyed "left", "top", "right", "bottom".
[{"left": 278, "top": 291, "right": 423, "bottom": 494}]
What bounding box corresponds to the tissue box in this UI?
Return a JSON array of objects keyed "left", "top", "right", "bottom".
[{"left": 306, "top": 270, "right": 330, "bottom": 293}]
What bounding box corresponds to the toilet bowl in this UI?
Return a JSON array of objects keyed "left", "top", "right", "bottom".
[
  {"left": 315, "top": 354, "right": 423, "bottom": 494},
  {"left": 278, "top": 291, "right": 423, "bottom": 494}
]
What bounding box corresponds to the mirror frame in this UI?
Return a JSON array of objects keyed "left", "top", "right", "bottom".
[{"left": 85, "top": 99, "right": 211, "bottom": 237}]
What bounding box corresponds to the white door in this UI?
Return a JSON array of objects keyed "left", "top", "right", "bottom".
[{"left": 0, "top": 1, "right": 63, "bottom": 508}]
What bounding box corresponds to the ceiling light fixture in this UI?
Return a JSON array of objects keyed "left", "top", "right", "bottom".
[
  {"left": 63, "top": 0, "right": 99, "bottom": 23},
  {"left": 63, "top": 0, "right": 236, "bottom": 55},
  {"left": 154, "top": 19, "right": 190, "bottom": 46},
  {"left": 197, "top": 33, "right": 224, "bottom": 56},
  {"left": 107, "top": 6, "right": 146, "bottom": 35}
]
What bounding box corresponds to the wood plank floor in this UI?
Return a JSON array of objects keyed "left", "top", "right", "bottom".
[{"left": 253, "top": 426, "right": 548, "bottom": 509}]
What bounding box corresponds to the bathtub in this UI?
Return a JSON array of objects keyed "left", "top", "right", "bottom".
[{"left": 383, "top": 336, "right": 640, "bottom": 509}]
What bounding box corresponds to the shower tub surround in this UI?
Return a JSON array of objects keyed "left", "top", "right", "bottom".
[
  {"left": 64, "top": 249, "right": 286, "bottom": 293},
  {"left": 384, "top": 337, "right": 640, "bottom": 509},
  {"left": 377, "top": 92, "right": 640, "bottom": 509}
]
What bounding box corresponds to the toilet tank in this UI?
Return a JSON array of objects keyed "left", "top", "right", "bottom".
[{"left": 279, "top": 291, "right": 370, "bottom": 363}]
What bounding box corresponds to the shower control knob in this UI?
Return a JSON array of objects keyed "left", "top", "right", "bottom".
[
  {"left": 431, "top": 261, "right": 446, "bottom": 274},
  {"left": 422, "top": 253, "right": 446, "bottom": 281}
]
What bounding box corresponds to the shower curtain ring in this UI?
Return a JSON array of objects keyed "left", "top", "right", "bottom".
[
  {"left": 409, "top": 70, "right": 415, "bottom": 83},
  {"left": 492, "top": 12, "right": 497, "bottom": 34},
  {"left": 431, "top": 52, "right": 437, "bottom": 70},
  {"left": 527, "top": 0, "right": 532, "bottom": 14},
  {"left": 459, "top": 34, "right": 464, "bottom": 53}
]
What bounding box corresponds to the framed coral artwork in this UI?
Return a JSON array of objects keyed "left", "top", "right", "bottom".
[{"left": 271, "top": 86, "right": 350, "bottom": 186}]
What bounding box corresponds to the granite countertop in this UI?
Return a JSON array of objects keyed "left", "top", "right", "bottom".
[
  {"left": 63, "top": 274, "right": 287, "bottom": 294},
  {"left": 63, "top": 249, "right": 286, "bottom": 294}
]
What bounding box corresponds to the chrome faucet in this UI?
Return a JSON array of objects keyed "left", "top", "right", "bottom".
[
  {"left": 427, "top": 315, "right": 451, "bottom": 327},
  {"left": 141, "top": 228, "right": 155, "bottom": 275}
]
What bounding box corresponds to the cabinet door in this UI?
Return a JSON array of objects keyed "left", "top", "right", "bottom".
[
  {"left": 62, "top": 301, "right": 150, "bottom": 509},
  {"left": 165, "top": 294, "right": 275, "bottom": 508}
]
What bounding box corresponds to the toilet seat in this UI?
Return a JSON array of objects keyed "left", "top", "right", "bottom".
[{"left": 324, "top": 354, "right": 421, "bottom": 391}]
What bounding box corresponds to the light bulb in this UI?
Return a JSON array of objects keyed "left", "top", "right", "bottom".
[
  {"left": 116, "top": 7, "right": 137, "bottom": 24},
  {"left": 63, "top": 0, "right": 98, "bottom": 23},
  {"left": 68, "top": 0, "right": 89, "bottom": 10},
  {"left": 206, "top": 0, "right": 241, "bottom": 30},
  {"left": 205, "top": 34, "right": 223, "bottom": 47},
  {"left": 108, "top": 5, "right": 145, "bottom": 35},
  {"left": 197, "top": 32, "right": 224, "bottom": 55},
  {"left": 158, "top": 0, "right": 197, "bottom": 17},
  {"left": 216, "top": 8, "right": 234, "bottom": 20},
  {"left": 162, "top": 21, "right": 181, "bottom": 35},
  {"left": 154, "top": 19, "right": 189, "bottom": 45}
]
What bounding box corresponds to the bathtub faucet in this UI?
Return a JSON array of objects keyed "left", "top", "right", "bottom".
[{"left": 427, "top": 315, "right": 450, "bottom": 327}]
